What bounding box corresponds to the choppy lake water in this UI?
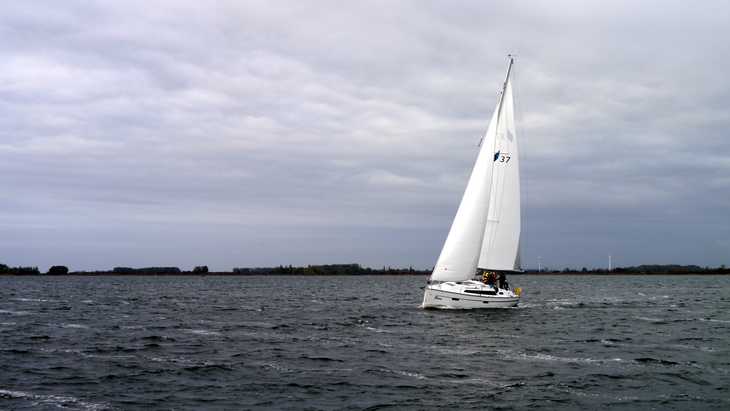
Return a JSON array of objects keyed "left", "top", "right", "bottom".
[{"left": 1, "top": 275, "right": 729, "bottom": 410}]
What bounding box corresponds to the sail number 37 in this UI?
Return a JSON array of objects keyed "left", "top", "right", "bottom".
[{"left": 499, "top": 154, "right": 511, "bottom": 163}]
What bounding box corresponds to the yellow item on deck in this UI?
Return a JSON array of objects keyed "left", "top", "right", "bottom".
[{"left": 515, "top": 287, "right": 523, "bottom": 296}]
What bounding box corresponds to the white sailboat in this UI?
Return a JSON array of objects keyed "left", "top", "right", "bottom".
[{"left": 422, "top": 57, "right": 522, "bottom": 309}]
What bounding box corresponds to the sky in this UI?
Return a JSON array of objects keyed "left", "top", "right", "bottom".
[{"left": 1, "top": 1, "right": 729, "bottom": 271}]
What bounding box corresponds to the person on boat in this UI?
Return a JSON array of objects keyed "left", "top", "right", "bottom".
[
  {"left": 483, "top": 271, "right": 497, "bottom": 289},
  {"left": 499, "top": 272, "right": 509, "bottom": 290}
]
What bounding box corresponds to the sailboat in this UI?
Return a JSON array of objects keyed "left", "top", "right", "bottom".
[{"left": 422, "top": 57, "right": 522, "bottom": 309}]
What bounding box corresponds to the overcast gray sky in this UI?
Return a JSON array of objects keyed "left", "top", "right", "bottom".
[{"left": 1, "top": 1, "right": 728, "bottom": 271}]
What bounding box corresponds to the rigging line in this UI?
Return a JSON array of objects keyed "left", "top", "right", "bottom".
[
  {"left": 514, "top": 56, "right": 527, "bottom": 271},
  {"left": 478, "top": 89, "right": 503, "bottom": 147},
  {"left": 491, "top": 56, "right": 514, "bottom": 225},
  {"left": 481, "top": 55, "right": 512, "bottom": 148},
  {"left": 488, "top": 57, "right": 510, "bottom": 214},
  {"left": 493, "top": 57, "right": 513, "bottom": 147}
]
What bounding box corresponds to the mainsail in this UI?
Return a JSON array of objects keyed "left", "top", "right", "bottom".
[
  {"left": 478, "top": 71, "right": 521, "bottom": 271},
  {"left": 430, "top": 57, "right": 520, "bottom": 282}
]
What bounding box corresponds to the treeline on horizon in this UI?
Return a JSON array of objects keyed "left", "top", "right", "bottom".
[
  {"left": 0, "top": 263, "right": 429, "bottom": 276},
  {"left": 1, "top": 263, "right": 729, "bottom": 276},
  {"left": 530, "top": 264, "right": 730, "bottom": 275}
]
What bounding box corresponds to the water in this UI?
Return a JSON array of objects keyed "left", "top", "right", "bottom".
[{"left": 1, "top": 275, "right": 729, "bottom": 410}]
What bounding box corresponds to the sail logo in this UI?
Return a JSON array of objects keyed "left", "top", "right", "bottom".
[{"left": 494, "top": 151, "right": 511, "bottom": 163}]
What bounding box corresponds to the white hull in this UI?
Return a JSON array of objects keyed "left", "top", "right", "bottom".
[{"left": 422, "top": 280, "right": 519, "bottom": 309}]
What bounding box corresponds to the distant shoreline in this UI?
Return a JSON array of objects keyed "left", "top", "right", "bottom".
[
  {"left": 3, "top": 272, "right": 730, "bottom": 277},
  {"left": 2, "top": 273, "right": 729, "bottom": 277},
  {"left": 2, "top": 263, "right": 728, "bottom": 276}
]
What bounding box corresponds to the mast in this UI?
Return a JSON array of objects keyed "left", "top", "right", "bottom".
[
  {"left": 489, "top": 55, "right": 513, "bottom": 175},
  {"left": 478, "top": 55, "right": 522, "bottom": 273},
  {"left": 494, "top": 55, "right": 514, "bottom": 134}
]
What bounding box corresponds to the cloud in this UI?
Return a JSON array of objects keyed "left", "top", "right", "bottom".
[{"left": 1, "top": 1, "right": 729, "bottom": 270}]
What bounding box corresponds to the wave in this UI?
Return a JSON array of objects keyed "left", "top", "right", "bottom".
[
  {"left": 442, "top": 376, "right": 517, "bottom": 388},
  {"left": 29, "top": 335, "right": 51, "bottom": 340},
  {"left": 509, "top": 351, "right": 624, "bottom": 364},
  {"left": 364, "top": 326, "right": 391, "bottom": 333},
  {"left": 60, "top": 323, "right": 90, "bottom": 329},
  {"left": 0, "top": 309, "right": 31, "bottom": 316},
  {"left": 543, "top": 295, "right": 672, "bottom": 310},
  {"left": 12, "top": 297, "right": 57, "bottom": 302},
  {"left": 666, "top": 343, "right": 716, "bottom": 353},
  {"left": 299, "top": 355, "right": 344, "bottom": 362},
  {"left": 236, "top": 321, "right": 277, "bottom": 329},
  {"left": 429, "top": 346, "right": 480, "bottom": 356},
  {"left": 0, "top": 389, "right": 111, "bottom": 410},
  {"left": 140, "top": 335, "right": 176, "bottom": 342},
  {"left": 261, "top": 362, "right": 294, "bottom": 373},
  {"left": 634, "top": 316, "right": 668, "bottom": 324},
  {"left": 634, "top": 357, "right": 680, "bottom": 366},
  {"left": 391, "top": 369, "right": 427, "bottom": 380},
  {"left": 364, "top": 367, "right": 429, "bottom": 381},
  {"left": 149, "top": 356, "right": 197, "bottom": 365},
  {"left": 699, "top": 318, "right": 730, "bottom": 324},
  {"left": 218, "top": 305, "right": 263, "bottom": 312},
  {"left": 1, "top": 348, "right": 31, "bottom": 354},
  {"left": 40, "top": 347, "right": 134, "bottom": 360},
  {"left": 182, "top": 363, "right": 232, "bottom": 372},
  {"left": 184, "top": 328, "right": 221, "bottom": 336}
]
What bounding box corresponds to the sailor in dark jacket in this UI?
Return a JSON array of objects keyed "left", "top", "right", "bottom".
[{"left": 498, "top": 272, "right": 508, "bottom": 290}]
